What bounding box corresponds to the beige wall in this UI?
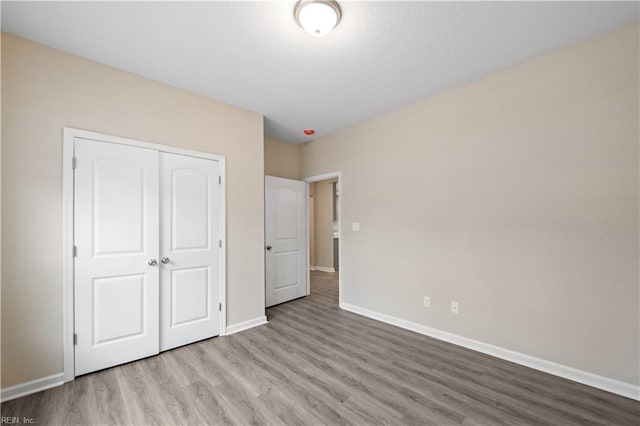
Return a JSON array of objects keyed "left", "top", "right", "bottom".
[
  {"left": 1, "top": 34, "right": 265, "bottom": 387},
  {"left": 301, "top": 24, "right": 640, "bottom": 385},
  {"left": 313, "top": 179, "right": 336, "bottom": 270},
  {"left": 264, "top": 136, "right": 301, "bottom": 179}
]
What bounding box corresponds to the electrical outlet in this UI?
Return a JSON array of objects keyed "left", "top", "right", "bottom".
[
  {"left": 352, "top": 222, "right": 360, "bottom": 232},
  {"left": 451, "top": 301, "right": 459, "bottom": 314},
  {"left": 423, "top": 296, "right": 431, "bottom": 308}
]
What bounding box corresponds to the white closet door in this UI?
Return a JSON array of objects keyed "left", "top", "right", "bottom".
[
  {"left": 265, "top": 176, "right": 307, "bottom": 307},
  {"left": 74, "top": 139, "right": 159, "bottom": 376},
  {"left": 160, "top": 152, "right": 221, "bottom": 351}
]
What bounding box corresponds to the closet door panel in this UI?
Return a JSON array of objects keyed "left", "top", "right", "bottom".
[
  {"left": 74, "top": 139, "right": 160, "bottom": 376},
  {"left": 160, "top": 152, "right": 221, "bottom": 351}
]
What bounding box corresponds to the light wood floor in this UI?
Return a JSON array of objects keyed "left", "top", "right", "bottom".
[{"left": 2, "top": 271, "right": 639, "bottom": 425}]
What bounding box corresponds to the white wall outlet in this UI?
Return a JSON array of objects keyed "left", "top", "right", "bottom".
[
  {"left": 451, "top": 301, "right": 459, "bottom": 314},
  {"left": 423, "top": 296, "right": 431, "bottom": 308},
  {"left": 352, "top": 222, "right": 360, "bottom": 232}
]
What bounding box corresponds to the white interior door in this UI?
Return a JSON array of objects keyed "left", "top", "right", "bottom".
[
  {"left": 160, "top": 152, "right": 221, "bottom": 351},
  {"left": 74, "top": 139, "right": 159, "bottom": 376},
  {"left": 265, "top": 176, "right": 307, "bottom": 307}
]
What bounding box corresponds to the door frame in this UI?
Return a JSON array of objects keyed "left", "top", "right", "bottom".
[
  {"left": 62, "top": 127, "right": 226, "bottom": 382},
  {"left": 303, "top": 172, "right": 342, "bottom": 306}
]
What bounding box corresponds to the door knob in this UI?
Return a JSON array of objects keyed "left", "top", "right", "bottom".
[
  {"left": 148, "top": 259, "right": 158, "bottom": 266},
  {"left": 265, "top": 245, "right": 272, "bottom": 251},
  {"left": 160, "top": 257, "right": 170, "bottom": 264}
]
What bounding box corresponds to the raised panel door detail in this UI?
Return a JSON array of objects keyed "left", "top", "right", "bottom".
[
  {"left": 93, "top": 274, "right": 146, "bottom": 345},
  {"left": 275, "top": 186, "right": 298, "bottom": 240},
  {"left": 274, "top": 252, "right": 299, "bottom": 290},
  {"left": 171, "top": 169, "right": 210, "bottom": 252},
  {"left": 93, "top": 159, "right": 145, "bottom": 256},
  {"left": 171, "top": 267, "right": 210, "bottom": 327}
]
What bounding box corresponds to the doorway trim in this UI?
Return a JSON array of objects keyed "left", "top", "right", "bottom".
[
  {"left": 62, "top": 127, "right": 227, "bottom": 383},
  {"left": 303, "top": 171, "right": 343, "bottom": 306}
]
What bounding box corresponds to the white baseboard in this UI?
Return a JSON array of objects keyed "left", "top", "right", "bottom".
[
  {"left": 311, "top": 266, "right": 335, "bottom": 273},
  {"left": 340, "top": 302, "right": 640, "bottom": 401},
  {"left": 225, "top": 315, "right": 268, "bottom": 335},
  {"left": 1, "top": 373, "right": 64, "bottom": 403}
]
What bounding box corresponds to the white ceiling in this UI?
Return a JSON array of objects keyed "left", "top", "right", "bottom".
[{"left": 2, "top": 1, "right": 638, "bottom": 143}]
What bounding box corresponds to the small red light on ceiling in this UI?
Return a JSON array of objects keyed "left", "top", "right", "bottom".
[{"left": 303, "top": 129, "right": 315, "bottom": 136}]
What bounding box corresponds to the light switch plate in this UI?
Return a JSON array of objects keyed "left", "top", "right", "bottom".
[{"left": 352, "top": 222, "right": 360, "bottom": 232}]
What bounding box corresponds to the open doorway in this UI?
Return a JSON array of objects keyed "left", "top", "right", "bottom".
[{"left": 304, "top": 172, "right": 342, "bottom": 306}]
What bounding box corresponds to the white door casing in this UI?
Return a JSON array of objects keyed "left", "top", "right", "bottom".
[
  {"left": 303, "top": 171, "right": 343, "bottom": 307},
  {"left": 160, "top": 152, "right": 221, "bottom": 351},
  {"left": 74, "top": 139, "right": 160, "bottom": 375},
  {"left": 265, "top": 176, "right": 307, "bottom": 307}
]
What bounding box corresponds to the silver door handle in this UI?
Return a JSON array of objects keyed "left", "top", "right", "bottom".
[
  {"left": 265, "top": 245, "right": 272, "bottom": 251},
  {"left": 160, "top": 257, "right": 170, "bottom": 264},
  {"left": 148, "top": 259, "right": 158, "bottom": 266}
]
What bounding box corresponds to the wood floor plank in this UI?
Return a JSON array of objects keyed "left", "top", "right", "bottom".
[
  {"left": 115, "top": 360, "right": 173, "bottom": 425},
  {"left": 85, "top": 369, "right": 133, "bottom": 425},
  {"left": 258, "top": 311, "right": 468, "bottom": 424},
  {"left": 265, "top": 305, "right": 527, "bottom": 424},
  {"left": 227, "top": 332, "right": 367, "bottom": 425},
  {"left": 235, "top": 329, "right": 401, "bottom": 425},
  {"left": 249, "top": 325, "right": 406, "bottom": 422},
  {"left": 257, "top": 388, "right": 323, "bottom": 426},
  {"left": 186, "top": 380, "right": 236, "bottom": 426},
  {"left": 2, "top": 270, "right": 639, "bottom": 425}
]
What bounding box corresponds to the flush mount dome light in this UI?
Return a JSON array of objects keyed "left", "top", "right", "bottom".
[{"left": 294, "top": 0, "right": 342, "bottom": 37}]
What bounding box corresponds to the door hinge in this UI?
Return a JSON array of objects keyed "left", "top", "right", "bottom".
[
  {"left": 73, "top": 333, "right": 78, "bottom": 345},
  {"left": 73, "top": 246, "right": 77, "bottom": 257},
  {"left": 72, "top": 157, "right": 77, "bottom": 169},
  {"left": 219, "top": 240, "right": 222, "bottom": 248},
  {"left": 218, "top": 176, "right": 222, "bottom": 185},
  {"left": 219, "top": 303, "right": 222, "bottom": 312}
]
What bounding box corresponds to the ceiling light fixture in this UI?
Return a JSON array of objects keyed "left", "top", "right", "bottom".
[{"left": 294, "top": 0, "right": 342, "bottom": 37}]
